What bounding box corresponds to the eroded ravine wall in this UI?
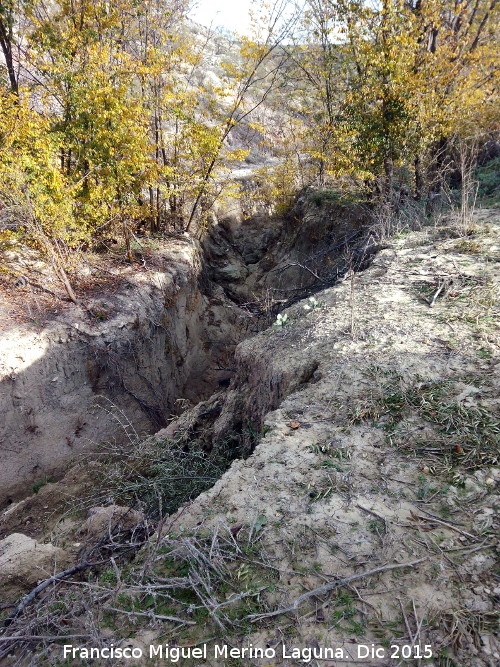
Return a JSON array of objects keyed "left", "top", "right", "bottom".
[
  {"left": 0, "top": 240, "right": 250, "bottom": 506},
  {"left": 0, "top": 192, "right": 369, "bottom": 507}
]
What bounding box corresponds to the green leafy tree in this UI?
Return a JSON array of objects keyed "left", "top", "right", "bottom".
[{"left": 295, "top": 0, "right": 499, "bottom": 201}]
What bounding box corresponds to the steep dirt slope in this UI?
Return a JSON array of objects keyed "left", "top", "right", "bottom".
[
  {"left": 0, "top": 238, "right": 256, "bottom": 506},
  {"left": 0, "top": 188, "right": 368, "bottom": 507},
  {"left": 0, "top": 211, "right": 498, "bottom": 666},
  {"left": 142, "top": 211, "right": 498, "bottom": 666},
  {"left": 126, "top": 211, "right": 499, "bottom": 665}
]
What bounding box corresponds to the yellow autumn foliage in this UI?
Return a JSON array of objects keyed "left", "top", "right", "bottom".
[{"left": 0, "top": 92, "right": 78, "bottom": 243}]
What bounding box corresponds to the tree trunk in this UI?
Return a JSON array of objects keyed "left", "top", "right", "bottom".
[
  {"left": 149, "top": 186, "right": 157, "bottom": 234},
  {"left": 0, "top": 15, "right": 18, "bottom": 94},
  {"left": 123, "top": 221, "right": 134, "bottom": 263},
  {"left": 429, "top": 136, "right": 448, "bottom": 196},
  {"left": 414, "top": 155, "right": 424, "bottom": 200},
  {"left": 383, "top": 156, "right": 394, "bottom": 203}
]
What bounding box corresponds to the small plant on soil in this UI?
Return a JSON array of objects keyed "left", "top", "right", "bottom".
[
  {"left": 303, "top": 296, "right": 323, "bottom": 311},
  {"left": 452, "top": 239, "right": 481, "bottom": 254},
  {"left": 274, "top": 312, "right": 289, "bottom": 327},
  {"left": 32, "top": 477, "right": 53, "bottom": 494}
]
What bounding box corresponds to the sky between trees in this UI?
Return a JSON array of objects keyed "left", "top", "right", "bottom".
[{"left": 189, "top": 0, "right": 254, "bottom": 33}]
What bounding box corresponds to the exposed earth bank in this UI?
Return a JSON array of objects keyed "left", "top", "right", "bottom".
[
  {"left": 152, "top": 210, "right": 499, "bottom": 666},
  {"left": 0, "top": 208, "right": 498, "bottom": 666},
  {"left": 0, "top": 188, "right": 369, "bottom": 506}
]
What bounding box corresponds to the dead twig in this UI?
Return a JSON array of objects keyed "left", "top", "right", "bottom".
[
  {"left": 412, "top": 599, "right": 425, "bottom": 644},
  {"left": 273, "top": 262, "right": 327, "bottom": 283},
  {"left": 446, "top": 541, "right": 494, "bottom": 555},
  {"left": 357, "top": 504, "right": 389, "bottom": 534},
  {"left": 349, "top": 585, "right": 381, "bottom": 617},
  {"left": 0, "top": 634, "right": 90, "bottom": 642},
  {"left": 398, "top": 597, "right": 414, "bottom": 643},
  {"left": 428, "top": 279, "right": 446, "bottom": 307},
  {"left": 413, "top": 505, "right": 466, "bottom": 527},
  {"left": 248, "top": 558, "right": 427, "bottom": 621},
  {"left": 426, "top": 535, "right": 463, "bottom": 581},
  {"left": 4, "top": 563, "right": 93, "bottom": 626},
  {"left": 410, "top": 512, "right": 476, "bottom": 540},
  {"left": 103, "top": 607, "right": 195, "bottom": 626}
]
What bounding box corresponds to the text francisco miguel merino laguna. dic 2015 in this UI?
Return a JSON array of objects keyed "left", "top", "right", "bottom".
[{"left": 63, "top": 642, "right": 434, "bottom": 661}]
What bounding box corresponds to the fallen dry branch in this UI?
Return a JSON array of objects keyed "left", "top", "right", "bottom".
[
  {"left": 3, "top": 563, "right": 91, "bottom": 627},
  {"left": 3, "top": 520, "right": 150, "bottom": 629},
  {"left": 0, "top": 634, "right": 90, "bottom": 642},
  {"left": 428, "top": 278, "right": 449, "bottom": 307},
  {"left": 410, "top": 512, "right": 476, "bottom": 540},
  {"left": 103, "top": 607, "right": 196, "bottom": 626},
  {"left": 414, "top": 506, "right": 467, "bottom": 527},
  {"left": 357, "top": 503, "right": 389, "bottom": 533},
  {"left": 274, "top": 262, "right": 327, "bottom": 283},
  {"left": 248, "top": 557, "right": 427, "bottom": 621}
]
